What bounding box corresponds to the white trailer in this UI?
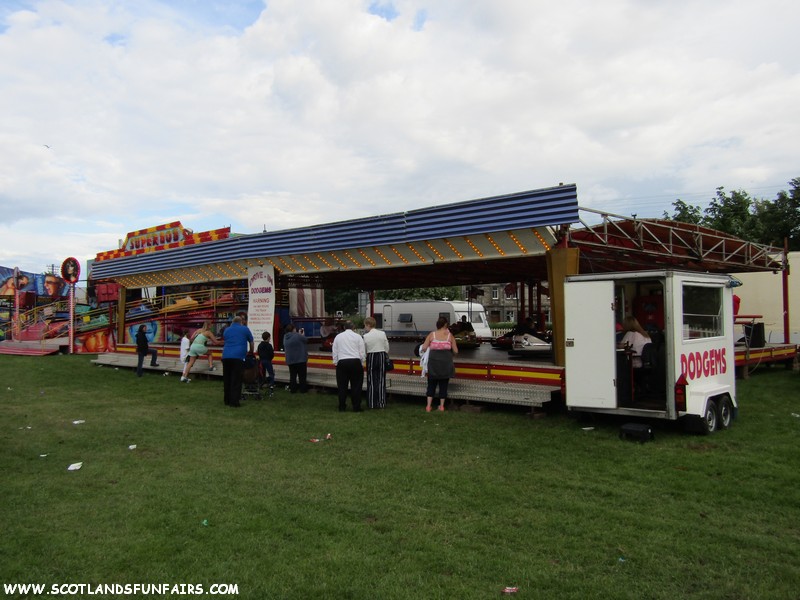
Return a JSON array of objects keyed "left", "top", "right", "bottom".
[
  {"left": 564, "top": 270, "right": 737, "bottom": 434},
  {"left": 371, "top": 300, "right": 492, "bottom": 340}
]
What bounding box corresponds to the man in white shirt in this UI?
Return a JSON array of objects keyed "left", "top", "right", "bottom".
[{"left": 332, "top": 321, "right": 366, "bottom": 412}]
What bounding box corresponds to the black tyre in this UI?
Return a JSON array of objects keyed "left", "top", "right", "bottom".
[
  {"left": 717, "top": 397, "right": 733, "bottom": 429},
  {"left": 701, "top": 400, "right": 719, "bottom": 435}
]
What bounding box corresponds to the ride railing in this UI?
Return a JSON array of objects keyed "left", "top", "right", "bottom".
[
  {"left": 74, "top": 306, "right": 117, "bottom": 334},
  {"left": 490, "top": 327, "right": 514, "bottom": 337},
  {"left": 124, "top": 287, "right": 246, "bottom": 322},
  {"left": 8, "top": 300, "right": 68, "bottom": 340},
  {"left": 0, "top": 300, "right": 117, "bottom": 341}
]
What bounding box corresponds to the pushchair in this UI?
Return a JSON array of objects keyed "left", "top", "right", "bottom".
[{"left": 241, "top": 353, "right": 263, "bottom": 400}]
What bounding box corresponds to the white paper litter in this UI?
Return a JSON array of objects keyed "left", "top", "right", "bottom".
[
  {"left": 72, "top": 420, "right": 86, "bottom": 425},
  {"left": 582, "top": 427, "right": 595, "bottom": 431},
  {"left": 67, "top": 462, "right": 83, "bottom": 471},
  {"left": 128, "top": 444, "right": 137, "bottom": 450}
]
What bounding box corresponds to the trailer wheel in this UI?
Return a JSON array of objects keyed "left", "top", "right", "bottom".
[
  {"left": 701, "top": 400, "right": 719, "bottom": 435},
  {"left": 717, "top": 397, "right": 733, "bottom": 430}
]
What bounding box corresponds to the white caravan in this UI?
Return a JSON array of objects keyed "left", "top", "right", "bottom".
[
  {"left": 371, "top": 300, "right": 492, "bottom": 340},
  {"left": 564, "top": 270, "right": 737, "bottom": 433}
]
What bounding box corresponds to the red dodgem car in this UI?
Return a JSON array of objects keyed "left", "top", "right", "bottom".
[{"left": 490, "top": 331, "right": 515, "bottom": 349}]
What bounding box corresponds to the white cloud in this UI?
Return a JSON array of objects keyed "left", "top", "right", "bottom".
[{"left": 0, "top": 0, "right": 798, "bottom": 274}]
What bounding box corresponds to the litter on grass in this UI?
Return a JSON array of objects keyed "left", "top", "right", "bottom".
[
  {"left": 309, "top": 433, "right": 333, "bottom": 443},
  {"left": 67, "top": 462, "right": 83, "bottom": 471},
  {"left": 128, "top": 445, "right": 137, "bottom": 450},
  {"left": 582, "top": 427, "right": 595, "bottom": 431},
  {"left": 501, "top": 587, "right": 519, "bottom": 594},
  {"left": 72, "top": 420, "right": 86, "bottom": 425}
]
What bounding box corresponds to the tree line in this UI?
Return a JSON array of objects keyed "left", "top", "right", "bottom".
[{"left": 663, "top": 177, "right": 800, "bottom": 251}]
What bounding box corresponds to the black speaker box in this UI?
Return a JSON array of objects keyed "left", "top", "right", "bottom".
[
  {"left": 619, "top": 422, "right": 654, "bottom": 443},
  {"left": 744, "top": 322, "right": 765, "bottom": 348}
]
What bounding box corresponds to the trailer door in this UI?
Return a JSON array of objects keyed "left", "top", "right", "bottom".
[
  {"left": 564, "top": 279, "right": 617, "bottom": 409},
  {"left": 382, "top": 305, "right": 393, "bottom": 335}
]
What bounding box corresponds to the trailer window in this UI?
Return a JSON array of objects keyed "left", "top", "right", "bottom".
[
  {"left": 398, "top": 313, "right": 413, "bottom": 323},
  {"left": 682, "top": 285, "right": 723, "bottom": 340},
  {"left": 456, "top": 311, "right": 486, "bottom": 325}
]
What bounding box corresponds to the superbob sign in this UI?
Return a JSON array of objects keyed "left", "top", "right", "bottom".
[{"left": 95, "top": 221, "right": 230, "bottom": 262}]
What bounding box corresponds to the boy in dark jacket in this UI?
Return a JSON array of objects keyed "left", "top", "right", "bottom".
[{"left": 257, "top": 331, "right": 275, "bottom": 389}]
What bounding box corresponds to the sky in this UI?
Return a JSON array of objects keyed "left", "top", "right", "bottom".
[{"left": 1, "top": 0, "right": 798, "bottom": 276}]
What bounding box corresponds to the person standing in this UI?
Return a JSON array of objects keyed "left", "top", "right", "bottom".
[
  {"left": 181, "top": 321, "right": 219, "bottom": 382},
  {"left": 362, "top": 316, "right": 390, "bottom": 409},
  {"left": 282, "top": 324, "right": 309, "bottom": 393},
  {"left": 332, "top": 321, "right": 366, "bottom": 412},
  {"left": 420, "top": 316, "right": 458, "bottom": 411},
  {"left": 135, "top": 324, "right": 159, "bottom": 377},
  {"left": 257, "top": 331, "right": 275, "bottom": 389},
  {"left": 221, "top": 316, "right": 254, "bottom": 407}
]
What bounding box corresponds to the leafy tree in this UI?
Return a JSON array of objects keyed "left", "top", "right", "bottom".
[
  {"left": 751, "top": 178, "right": 800, "bottom": 250},
  {"left": 703, "top": 187, "right": 755, "bottom": 240},
  {"left": 374, "top": 286, "right": 463, "bottom": 301},
  {"left": 664, "top": 178, "right": 800, "bottom": 250},
  {"left": 324, "top": 287, "right": 359, "bottom": 316},
  {"left": 663, "top": 199, "right": 703, "bottom": 224}
]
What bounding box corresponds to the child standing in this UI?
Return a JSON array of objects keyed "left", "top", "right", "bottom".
[
  {"left": 257, "top": 331, "right": 275, "bottom": 389},
  {"left": 179, "top": 331, "right": 191, "bottom": 365}
]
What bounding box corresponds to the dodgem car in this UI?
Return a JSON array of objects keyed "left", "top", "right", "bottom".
[{"left": 508, "top": 332, "right": 552, "bottom": 357}]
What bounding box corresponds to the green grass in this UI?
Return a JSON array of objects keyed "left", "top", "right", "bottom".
[{"left": 1, "top": 355, "right": 799, "bottom": 599}]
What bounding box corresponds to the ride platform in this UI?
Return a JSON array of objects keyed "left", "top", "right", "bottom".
[{"left": 92, "top": 343, "right": 564, "bottom": 408}]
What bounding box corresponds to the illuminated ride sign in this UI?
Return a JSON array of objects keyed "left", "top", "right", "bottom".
[
  {"left": 125, "top": 224, "right": 187, "bottom": 251},
  {"left": 95, "top": 221, "right": 230, "bottom": 262}
]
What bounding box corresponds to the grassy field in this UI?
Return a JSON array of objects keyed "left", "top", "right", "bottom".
[{"left": 1, "top": 354, "right": 799, "bottom": 599}]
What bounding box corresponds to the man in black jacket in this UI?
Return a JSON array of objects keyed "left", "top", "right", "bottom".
[{"left": 135, "top": 324, "right": 160, "bottom": 376}]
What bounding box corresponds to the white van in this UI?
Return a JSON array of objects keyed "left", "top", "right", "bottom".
[
  {"left": 564, "top": 270, "right": 737, "bottom": 433},
  {"left": 370, "top": 300, "right": 492, "bottom": 341}
]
